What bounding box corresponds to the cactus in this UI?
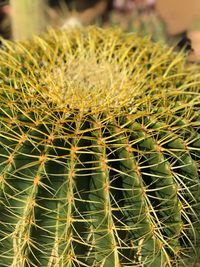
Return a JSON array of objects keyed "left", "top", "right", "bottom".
[
  {"left": 0, "top": 27, "right": 200, "bottom": 267},
  {"left": 10, "top": 0, "right": 46, "bottom": 40}
]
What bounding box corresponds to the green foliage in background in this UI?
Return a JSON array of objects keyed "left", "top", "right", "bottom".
[{"left": 0, "top": 27, "right": 200, "bottom": 266}]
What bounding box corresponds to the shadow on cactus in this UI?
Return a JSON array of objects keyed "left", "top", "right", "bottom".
[{"left": 0, "top": 27, "right": 200, "bottom": 267}]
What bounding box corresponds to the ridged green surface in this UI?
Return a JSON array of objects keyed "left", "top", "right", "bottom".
[{"left": 0, "top": 27, "right": 200, "bottom": 266}]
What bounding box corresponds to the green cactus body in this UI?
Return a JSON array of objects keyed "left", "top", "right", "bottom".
[{"left": 0, "top": 27, "right": 200, "bottom": 266}]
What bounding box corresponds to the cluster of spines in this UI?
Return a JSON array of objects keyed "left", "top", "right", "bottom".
[
  {"left": 0, "top": 27, "right": 200, "bottom": 267},
  {"left": 0, "top": 105, "right": 200, "bottom": 266}
]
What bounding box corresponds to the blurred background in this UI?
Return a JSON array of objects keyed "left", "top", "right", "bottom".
[{"left": 0, "top": 0, "right": 200, "bottom": 61}]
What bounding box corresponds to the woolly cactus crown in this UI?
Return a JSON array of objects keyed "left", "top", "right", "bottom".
[
  {"left": 1, "top": 27, "right": 199, "bottom": 112},
  {"left": 0, "top": 27, "right": 200, "bottom": 267}
]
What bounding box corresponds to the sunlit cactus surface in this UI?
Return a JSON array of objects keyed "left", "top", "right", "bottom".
[{"left": 0, "top": 27, "right": 200, "bottom": 267}]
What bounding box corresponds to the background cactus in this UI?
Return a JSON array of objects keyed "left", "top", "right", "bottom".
[
  {"left": 0, "top": 27, "right": 200, "bottom": 267},
  {"left": 10, "top": 0, "right": 47, "bottom": 40}
]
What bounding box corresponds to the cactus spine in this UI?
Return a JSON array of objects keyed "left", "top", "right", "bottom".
[{"left": 0, "top": 27, "right": 200, "bottom": 266}]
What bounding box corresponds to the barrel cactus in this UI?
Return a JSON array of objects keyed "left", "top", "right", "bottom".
[{"left": 0, "top": 27, "right": 199, "bottom": 267}]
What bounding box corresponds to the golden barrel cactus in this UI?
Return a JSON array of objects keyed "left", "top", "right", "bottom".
[{"left": 0, "top": 27, "right": 200, "bottom": 266}]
